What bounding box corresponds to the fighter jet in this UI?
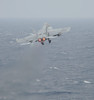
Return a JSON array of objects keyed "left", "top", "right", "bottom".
[{"left": 16, "top": 23, "right": 71, "bottom": 45}]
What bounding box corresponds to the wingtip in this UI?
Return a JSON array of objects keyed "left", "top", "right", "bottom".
[
  {"left": 16, "top": 38, "right": 22, "bottom": 43},
  {"left": 68, "top": 27, "right": 71, "bottom": 31}
]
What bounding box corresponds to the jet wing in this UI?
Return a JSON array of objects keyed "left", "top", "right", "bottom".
[
  {"left": 47, "top": 27, "right": 71, "bottom": 36},
  {"left": 16, "top": 33, "right": 38, "bottom": 45}
]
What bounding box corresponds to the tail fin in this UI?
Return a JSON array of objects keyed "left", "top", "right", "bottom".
[{"left": 42, "top": 23, "right": 50, "bottom": 33}]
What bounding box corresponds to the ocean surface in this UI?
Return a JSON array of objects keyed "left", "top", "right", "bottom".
[{"left": 0, "top": 19, "right": 94, "bottom": 100}]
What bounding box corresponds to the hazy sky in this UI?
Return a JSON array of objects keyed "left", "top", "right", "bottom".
[{"left": 0, "top": 0, "right": 94, "bottom": 19}]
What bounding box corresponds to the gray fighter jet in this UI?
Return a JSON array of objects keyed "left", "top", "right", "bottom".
[{"left": 16, "top": 23, "right": 71, "bottom": 45}]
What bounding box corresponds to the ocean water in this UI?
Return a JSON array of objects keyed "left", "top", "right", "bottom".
[{"left": 0, "top": 19, "right": 94, "bottom": 100}]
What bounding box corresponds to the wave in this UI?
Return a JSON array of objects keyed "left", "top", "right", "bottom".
[{"left": 20, "top": 91, "right": 73, "bottom": 96}]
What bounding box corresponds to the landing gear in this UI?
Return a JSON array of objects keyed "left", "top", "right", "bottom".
[
  {"left": 41, "top": 42, "right": 44, "bottom": 45},
  {"left": 48, "top": 38, "right": 51, "bottom": 43},
  {"left": 49, "top": 40, "right": 51, "bottom": 43}
]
